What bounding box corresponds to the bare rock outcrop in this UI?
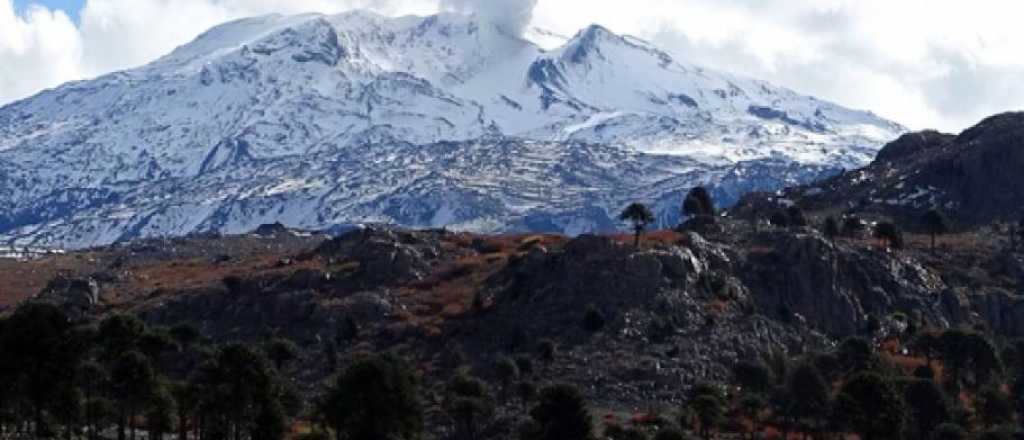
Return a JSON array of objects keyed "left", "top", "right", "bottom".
[{"left": 742, "top": 231, "right": 949, "bottom": 336}]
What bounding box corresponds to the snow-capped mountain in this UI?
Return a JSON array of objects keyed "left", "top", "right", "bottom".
[{"left": 0, "top": 11, "right": 904, "bottom": 249}]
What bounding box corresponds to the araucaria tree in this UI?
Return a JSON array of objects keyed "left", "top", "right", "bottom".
[
  {"left": 922, "top": 208, "right": 950, "bottom": 253},
  {"left": 443, "top": 372, "right": 494, "bottom": 440},
  {"left": 524, "top": 384, "right": 595, "bottom": 440},
  {"left": 874, "top": 222, "right": 904, "bottom": 250},
  {"left": 823, "top": 216, "right": 840, "bottom": 246},
  {"left": 321, "top": 354, "right": 423, "bottom": 440},
  {"left": 683, "top": 187, "right": 716, "bottom": 218},
  {"left": 619, "top": 202, "right": 656, "bottom": 247},
  {"left": 834, "top": 372, "right": 904, "bottom": 440}
]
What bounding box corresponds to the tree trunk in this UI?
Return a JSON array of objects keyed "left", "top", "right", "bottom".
[
  {"left": 129, "top": 410, "right": 136, "bottom": 440},
  {"left": 178, "top": 412, "right": 188, "bottom": 440},
  {"left": 118, "top": 413, "right": 127, "bottom": 440},
  {"left": 633, "top": 228, "right": 641, "bottom": 248}
]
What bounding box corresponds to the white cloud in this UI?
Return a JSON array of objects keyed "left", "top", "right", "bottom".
[
  {"left": 2, "top": 0, "right": 1024, "bottom": 132},
  {"left": 0, "top": 1, "right": 82, "bottom": 104}
]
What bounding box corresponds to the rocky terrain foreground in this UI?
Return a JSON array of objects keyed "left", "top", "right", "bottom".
[{"left": 5, "top": 205, "right": 1022, "bottom": 427}]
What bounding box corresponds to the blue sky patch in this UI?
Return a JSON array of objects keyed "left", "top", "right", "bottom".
[{"left": 12, "top": 0, "right": 84, "bottom": 22}]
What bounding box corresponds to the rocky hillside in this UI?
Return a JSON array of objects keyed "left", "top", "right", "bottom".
[
  {"left": 8, "top": 209, "right": 1024, "bottom": 427},
  {"left": 734, "top": 112, "right": 1024, "bottom": 230}
]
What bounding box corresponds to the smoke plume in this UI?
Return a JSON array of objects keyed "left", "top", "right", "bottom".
[{"left": 439, "top": 0, "right": 538, "bottom": 36}]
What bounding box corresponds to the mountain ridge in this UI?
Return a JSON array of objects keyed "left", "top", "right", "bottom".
[{"left": 0, "top": 10, "right": 904, "bottom": 249}]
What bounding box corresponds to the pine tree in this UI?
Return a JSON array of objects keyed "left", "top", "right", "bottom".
[
  {"left": 321, "top": 354, "right": 422, "bottom": 440},
  {"left": 903, "top": 379, "right": 949, "bottom": 439},
  {"left": 526, "top": 384, "right": 595, "bottom": 440},
  {"left": 824, "top": 216, "right": 840, "bottom": 246},
  {"left": 835, "top": 372, "right": 904, "bottom": 440},
  {"left": 444, "top": 372, "right": 494, "bottom": 440},
  {"left": 786, "top": 362, "right": 830, "bottom": 436},
  {"left": 874, "top": 222, "right": 904, "bottom": 250},
  {"left": 922, "top": 208, "right": 951, "bottom": 253},
  {"left": 619, "top": 203, "right": 656, "bottom": 247},
  {"left": 682, "top": 187, "right": 716, "bottom": 221}
]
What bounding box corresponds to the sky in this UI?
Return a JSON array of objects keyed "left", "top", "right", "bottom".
[{"left": 2, "top": 0, "right": 1023, "bottom": 133}]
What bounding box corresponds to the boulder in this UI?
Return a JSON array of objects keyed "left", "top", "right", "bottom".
[
  {"left": 315, "top": 227, "right": 440, "bottom": 284},
  {"left": 33, "top": 276, "right": 101, "bottom": 320},
  {"left": 564, "top": 234, "right": 621, "bottom": 259},
  {"left": 253, "top": 222, "right": 290, "bottom": 236}
]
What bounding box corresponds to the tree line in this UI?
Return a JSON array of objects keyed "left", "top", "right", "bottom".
[{"left": 0, "top": 304, "right": 301, "bottom": 440}]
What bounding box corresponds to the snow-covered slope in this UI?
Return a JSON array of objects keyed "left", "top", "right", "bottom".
[{"left": 0, "top": 11, "right": 904, "bottom": 248}]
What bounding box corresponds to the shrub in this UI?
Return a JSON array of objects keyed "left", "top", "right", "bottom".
[{"left": 582, "top": 305, "right": 606, "bottom": 333}]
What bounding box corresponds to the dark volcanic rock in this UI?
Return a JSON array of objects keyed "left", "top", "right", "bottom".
[
  {"left": 742, "top": 231, "right": 949, "bottom": 336},
  {"left": 735, "top": 111, "right": 1024, "bottom": 228},
  {"left": 33, "top": 276, "right": 102, "bottom": 320},
  {"left": 315, "top": 227, "right": 443, "bottom": 285},
  {"left": 875, "top": 130, "right": 953, "bottom": 162},
  {"left": 253, "top": 222, "right": 290, "bottom": 236}
]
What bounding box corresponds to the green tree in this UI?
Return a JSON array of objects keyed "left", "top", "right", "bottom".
[
  {"left": 495, "top": 356, "right": 520, "bottom": 402},
  {"left": 620, "top": 203, "right": 656, "bottom": 247},
  {"left": 940, "top": 330, "right": 1002, "bottom": 393},
  {"left": 0, "top": 304, "right": 84, "bottom": 439},
  {"left": 264, "top": 338, "right": 300, "bottom": 372},
  {"left": 837, "top": 337, "right": 876, "bottom": 374},
  {"left": 732, "top": 360, "right": 773, "bottom": 396},
  {"left": 193, "top": 343, "right": 286, "bottom": 440},
  {"left": 835, "top": 372, "right": 904, "bottom": 440},
  {"left": 786, "top": 362, "right": 830, "bottom": 436},
  {"left": 874, "top": 222, "right": 905, "bottom": 250},
  {"left": 527, "top": 384, "right": 594, "bottom": 440},
  {"left": 252, "top": 399, "right": 287, "bottom": 440},
  {"left": 582, "top": 304, "right": 606, "bottom": 333},
  {"left": 145, "top": 385, "right": 175, "bottom": 440},
  {"left": 169, "top": 323, "right": 201, "bottom": 348},
  {"left": 652, "top": 429, "right": 685, "bottom": 440},
  {"left": 910, "top": 331, "right": 944, "bottom": 366},
  {"left": 922, "top": 209, "right": 951, "bottom": 253},
  {"left": 842, "top": 215, "right": 867, "bottom": 237},
  {"left": 604, "top": 425, "right": 648, "bottom": 440},
  {"left": 690, "top": 394, "right": 723, "bottom": 440},
  {"left": 110, "top": 351, "right": 159, "bottom": 440},
  {"left": 903, "top": 379, "right": 949, "bottom": 439},
  {"left": 683, "top": 187, "right": 715, "bottom": 217},
  {"left": 737, "top": 394, "right": 766, "bottom": 440},
  {"left": 1012, "top": 365, "right": 1024, "bottom": 424},
  {"left": 78, "top": 361, "right": 109, "bottom": 440},
  {"left": 683, "top": 196, "right": 705, "bottom": 219},
  {"left": 976, "top": 386, "right": 1014, "bottom": 429},
  {"left": 98, "top": 314, "right": 147, "bottom": 360},
  {"left": 169, "top": 381, "right": 197, "bottom": 440},
  {"left": 138, "top": 329, "right": 180, "bottom": 361},
  {"left": 321, "top": 354, "right": 422, "bottom": 440},
  {"left": 538, "top": 339, "right": 557, "bottom": 365},
  {"left": 824, "top": 216, "right": 840, "bottom": 246},
  {"left": 517, "top": 380, "right": 537, "bottom": 410},
  {"left": 931, "top": 423, "right": 967, "bottom": 440},
  {"left": 786, "top": 206, "right": 808, "bottom": 227},
  {"left": 443, "top": 372, "right": 494, "bottom": 440},
  {"left": 940, "top": 329, "right": 971, "bottom": 393},
  {"left": 964, "top": 333, "right": 1003, "bottom": 389}
]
